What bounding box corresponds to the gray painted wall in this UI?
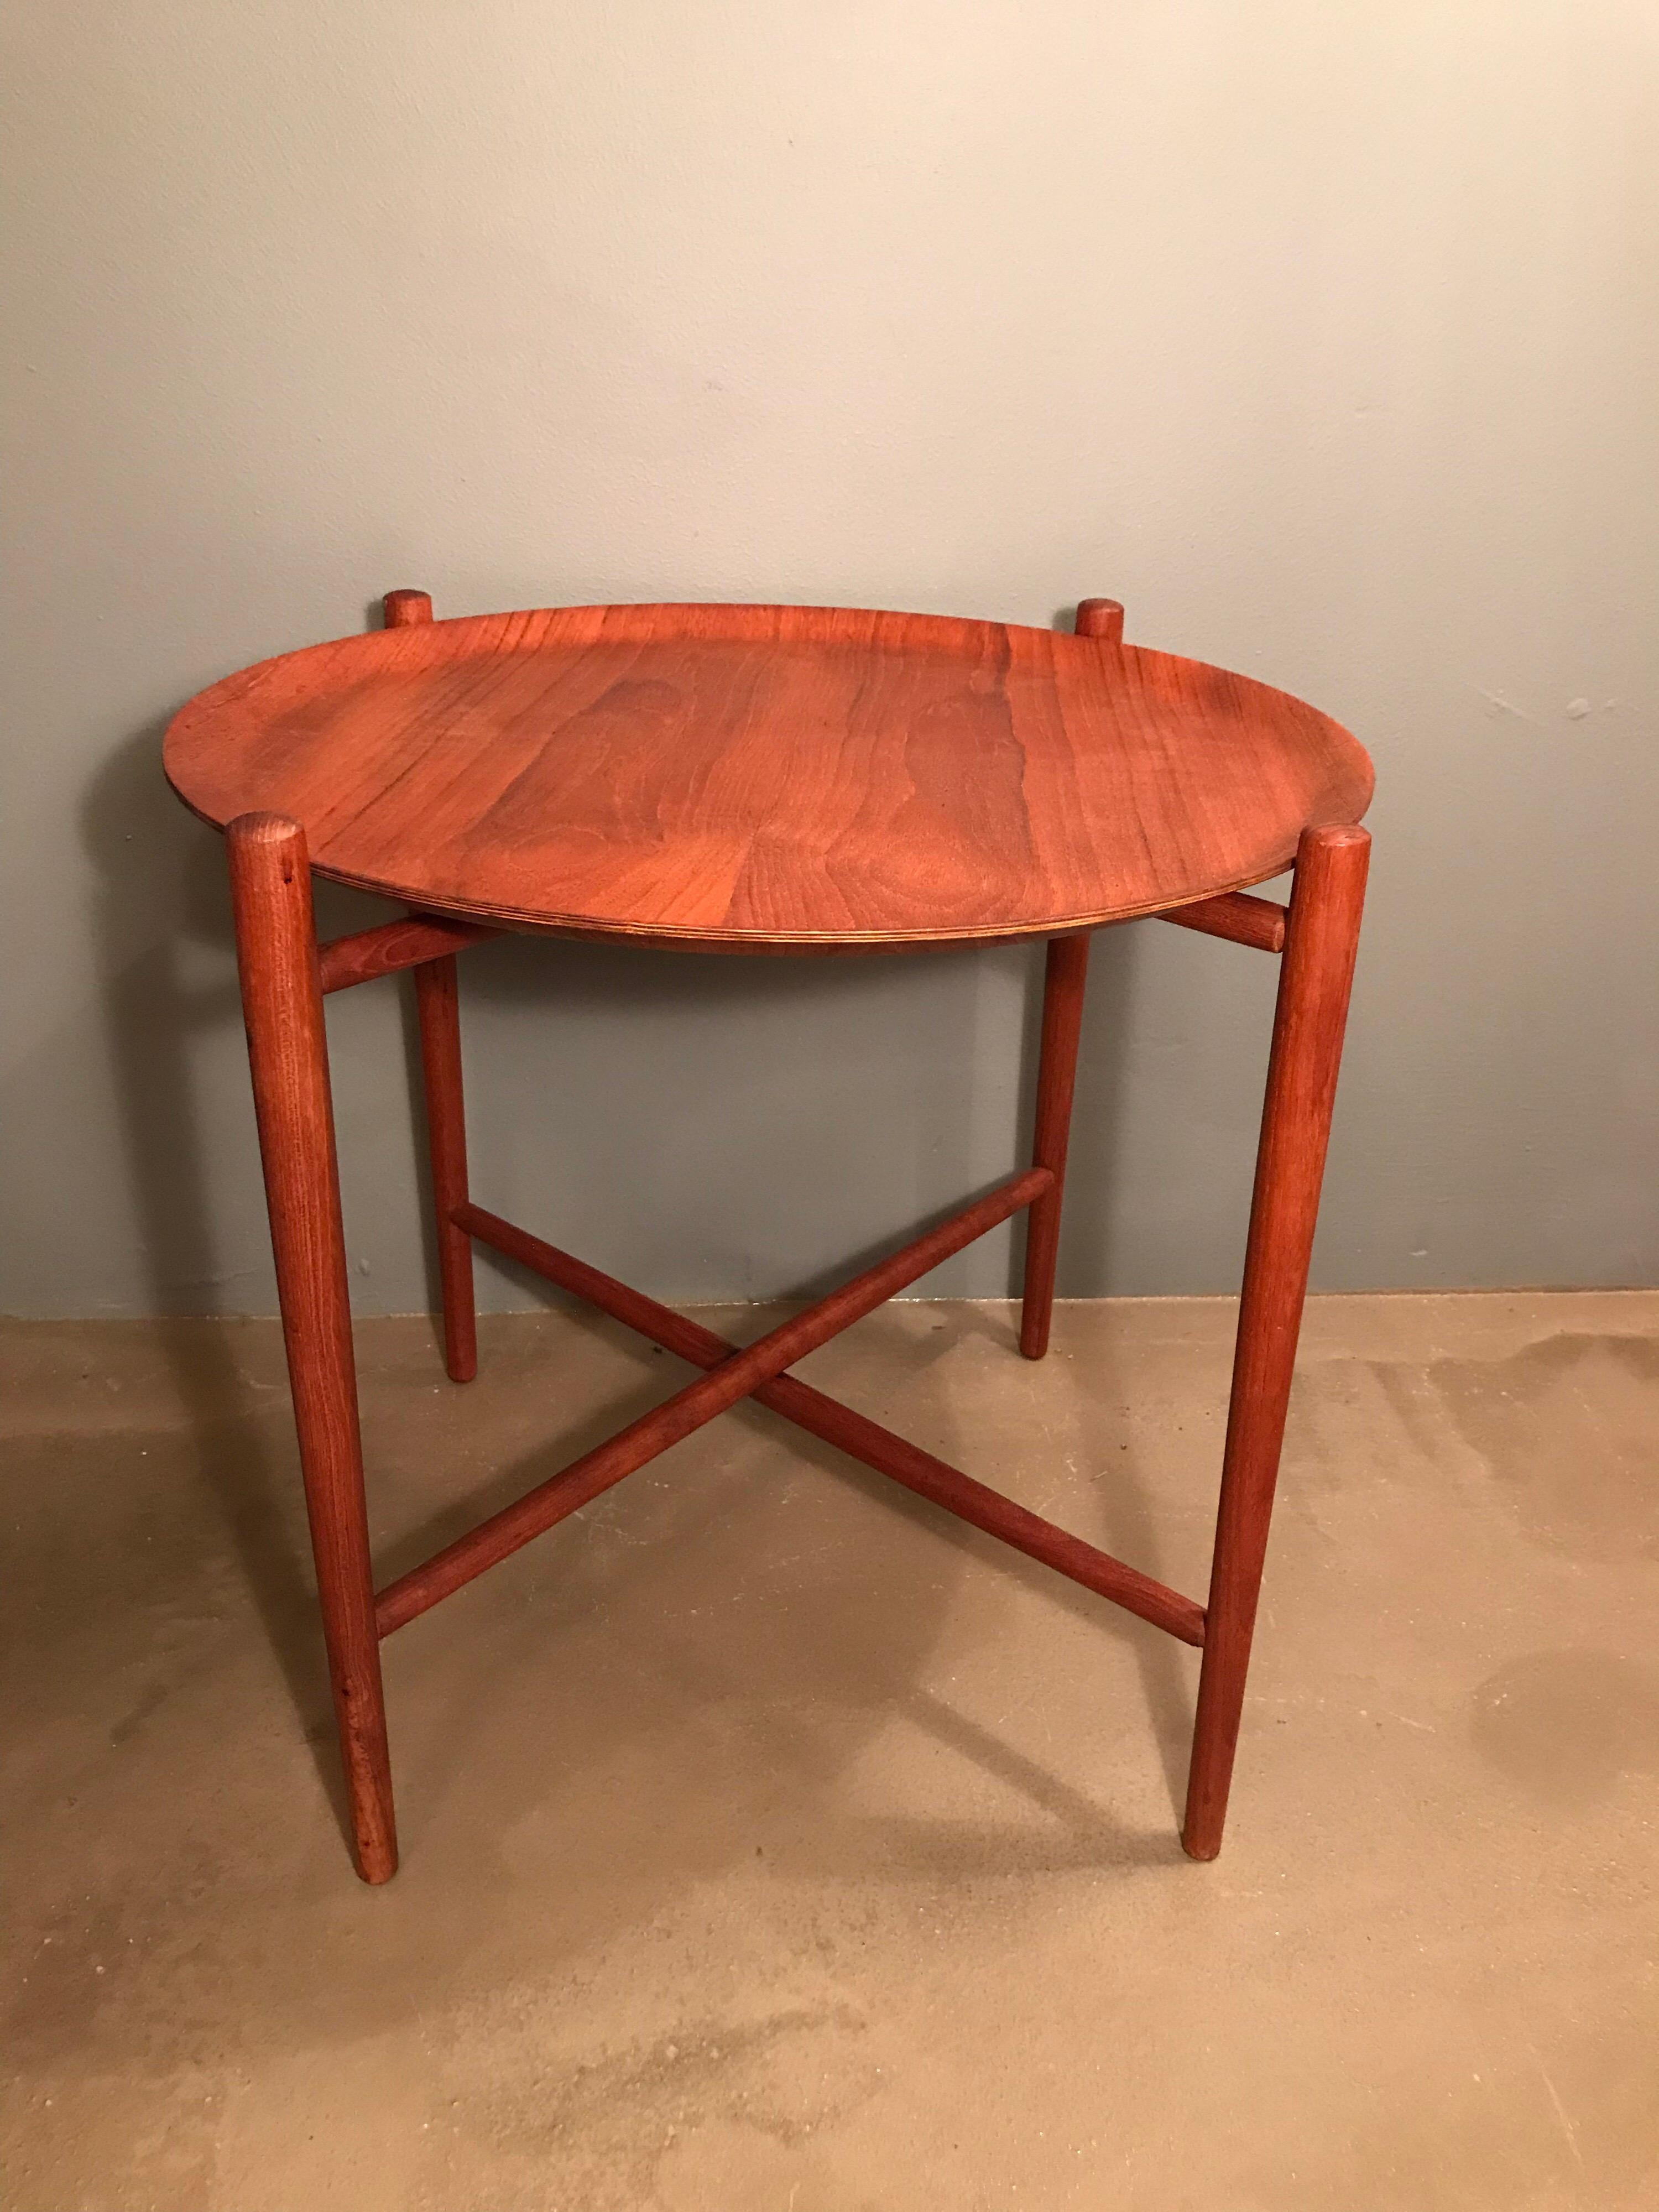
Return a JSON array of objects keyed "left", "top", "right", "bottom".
[{"left": 4, "top": 3, "right": 1656, "bottom": 1318}]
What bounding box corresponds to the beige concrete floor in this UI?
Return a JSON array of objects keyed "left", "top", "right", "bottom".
[{"left": 3, "top": 1291, "right": 1656, "bottom": 2210}]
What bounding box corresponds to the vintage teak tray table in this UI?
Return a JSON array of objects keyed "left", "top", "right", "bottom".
[{"left": 164, "top": 593, "right": 1373, "bottom": 1882}]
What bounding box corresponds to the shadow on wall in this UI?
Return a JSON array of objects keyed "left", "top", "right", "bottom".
[
  {"left": 82, "top": 720, "right": 419, "bottom": 1313},
  {"left": 450, "top": 917, "right": 1140, "bottom": 1306}
]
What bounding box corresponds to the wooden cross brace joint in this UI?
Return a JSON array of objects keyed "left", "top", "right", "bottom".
[
  {"left": 311, "top": 891, "right": 1285, "bottom": 999},
  {"left": 370, "top": 1193, "right": 1209, "bottom": 1650},
  {"left": 317, "top": 912, "right": 504, "bottom": 994},
  {"left": 1157, "top": 889, "right": 1287, "bottom": 953}
]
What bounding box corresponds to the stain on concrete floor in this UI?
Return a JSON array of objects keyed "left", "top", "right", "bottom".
[{"left": 3, "top": 1292, "right": 1656, "bottom": 2209}]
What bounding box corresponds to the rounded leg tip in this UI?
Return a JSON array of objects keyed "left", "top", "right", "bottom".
[
  {"left": 354, "top": 1841, "right": 399, "bottom": 1884},
  {"left": 226, "top": 810, "right": 307, "bottom": 858},
  {"left": 1075, "top": 597, "right": 1125, "bottom": 641},
  {"left": 1018, "top": 1311, "right": 1052, "bottom": 1360},
  {"left": 383, "top": 589, "right": 433, "bottom": 628}
]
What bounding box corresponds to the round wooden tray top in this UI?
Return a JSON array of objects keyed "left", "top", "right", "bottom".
[{"left": 164, "top": 603, "right": 1373, "bottom": 950}]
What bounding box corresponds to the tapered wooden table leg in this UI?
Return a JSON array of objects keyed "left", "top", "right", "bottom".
[
  {"left": 1020, "top": 932, "right": 1092, "bottom": 1358},
  {"left": 380, "top": 586, "right": 479, "bottom": 1384},
  {"left": 227, "top": 812, "right": 398, "bottom": 1884},
  {"left": 1182, "top": 823, "right": 1369, "bottom": 1859},
  {"left": 1017, "top": 586, "right": 1121, "bottom": 1358},
  {"left": 414, "top": 956, "right": 477, "bottom": 1382}
]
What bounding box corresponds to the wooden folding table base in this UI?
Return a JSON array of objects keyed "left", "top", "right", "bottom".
[{"left": 184, "top": 589, "right": 1371, "bottom": 1884}]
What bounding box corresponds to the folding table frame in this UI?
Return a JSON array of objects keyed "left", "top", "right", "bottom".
[{"left": 223, "top": 592, "right": 1369, "bottom": 1883}]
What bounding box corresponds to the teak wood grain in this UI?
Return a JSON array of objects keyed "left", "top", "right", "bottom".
[
  {"left": 189, "top": 588, "right": 1375, "bottom": 1881},
  {"left": 166, "top": 603, "right": 1371, "bottom": 951},
  {"left": 226, "top": 813, "right": 397, "bottom": 1882},
  {"left": 1182, "top": 823, "right": 1371, "bottom": 1858}
]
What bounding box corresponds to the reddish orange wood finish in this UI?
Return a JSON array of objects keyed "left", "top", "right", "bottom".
[
  {"left": 455, "top": 1201, "right": 1206, "bottom": 1646},
  {"left": 1074, "top": 597, "right": 1125, "bottom": 642},
  {"left": 183, "top": 588, "right": 1375, "bottom": 1879},
  {"left": 164, "top": 603, "right": 1371, "bottom": 950},
  {"left": 1158, "top": 888, "right": 1287, "bottom": 954},
  {"left": 371, "top": 584, "right": 479, "bottom": 1381},
  {"left": 375, "top": 1167, "right": 1050, "bottom": 1635},
  {"left": 317, "top": 912, "right": 502, "bottom": 995},
  {"left": 414, "top": 957, "right": 477, "bottom": 1383},
  {"left": 1020, "top": 932, "right": 1092, "bottom": 1359},
  {"left": 1182, "top": 823, "right": 1371, "bottom": 1859},
  {"left": 225, "top": 813, "right": 397, "bottom": 1883}
]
